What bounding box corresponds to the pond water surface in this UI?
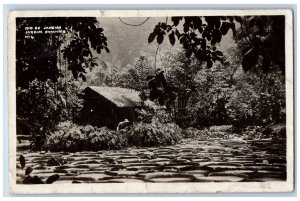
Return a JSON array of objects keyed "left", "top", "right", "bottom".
[{"left": 16, "top": 137, "right": 286, "bottom": 183}]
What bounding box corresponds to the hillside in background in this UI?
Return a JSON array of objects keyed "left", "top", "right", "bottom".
[{"left": 90, "top": 17, "right": 235, "bottom": 72}]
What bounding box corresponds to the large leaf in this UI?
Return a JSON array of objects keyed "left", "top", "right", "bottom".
[
  {"left": 229, "top": 22, "right": 237, "bottom": 37},
  {"left": 211, "top": 30, "right": 222, "bottom": 45},
  {"left": 104, "top": 47, "right": 110, "bottom": 53},
  {"left": 148, "top": 32, "right": 156, "bottom": 43},
  {"left": 157, "top": 33, "right": 164, "bottom": 44},
  {"left": 207, "top": 59, "right": 213, "bottom": 68},
  {"left": 200, "top": 39, "right": 206, "bottom": 50},
  {"left": 46, "top": 174, "right": 60, "bottom": 184},
  {"left": 19, "top": 155, "right": 26, "bottom": 170},
  {"left": 71, "top": 69, "right": 78, "bottom": 79},
  {"left": 168, "top": 32, "right": 176, "bottom": 46},
  {"left": 96, "top": 46, "right": 101, "bottom": 54},
  {"left": 183, "top": 23, "right": 189, "bottom": 33},
  {"left": 171, "top": 17, "right": 182, "bottom": 26},
  {"left": 25, "top": 167, "right": 33, "bottom": 175},
  {"left": 220, "top": 22, "right": 230, "bottom": 35}
]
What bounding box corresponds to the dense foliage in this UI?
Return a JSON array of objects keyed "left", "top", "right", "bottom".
[
  {"left": 17, "top": 80, "right": 64, "bottom": 150},
  {"left": 183, "top": 125, "right": 233, "bottom": 139},
  {"left": 113, "top": 56, "right": 154, "bottom": 102},
  {"left": 114, "top": 56, "right": 153, "bottom": 90},
  {"left": 16, "top": 17, "right": 109, "bottom": 88},
  {"left": 147, "top": 46, "right": 285, "bottom": 129},
  {"left": 127, "top": 122, "right": 182, "bottom": 147},
  {"left": 17, "top": 79, "right": 83, "bottom": 150},
  {"left": 148, "top": 16, "right": 236, "bottom": 68},
  {"left": 149, "top": 16, "right": 285, "bottom": 74},
  {"left": 46, "top": 121, "right": 182, "bottom": 151},
  {"left": 16, "top": 17, "right": 107, "bottom": 150},
  {"left": 47, "top": 121, "right": 127, "bottom": 152},
  {"left": 235, "top": 16, "right": 285, "bottom": 74},
  {"left": 227, "top": 70, "right": 286, "bottom": 128}
]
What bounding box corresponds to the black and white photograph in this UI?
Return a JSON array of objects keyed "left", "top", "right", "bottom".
[{"left": 8, "top": 10, "right": 294, "bottom": 193}]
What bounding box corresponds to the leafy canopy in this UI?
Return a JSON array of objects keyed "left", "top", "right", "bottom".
[
  {"left": 148, "top": 16, "right": 239, "bottom": 68},
  {"left": 148, "top": 16, "right": 285, "bottom": 74},
  {"left": 16, "top": 17, "right": 109, "bottom": 88}
]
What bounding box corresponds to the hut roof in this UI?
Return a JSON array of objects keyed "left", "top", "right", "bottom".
[{"left": 84, "top": 86, "right": 142, "bottom": 107}]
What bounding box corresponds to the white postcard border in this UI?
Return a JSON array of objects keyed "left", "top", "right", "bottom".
[{"left": 7, "top": 9, "right": 294, "bottom": 194}]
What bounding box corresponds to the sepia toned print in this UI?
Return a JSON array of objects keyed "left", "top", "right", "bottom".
[{"left": 8, "top": 10, "right": 293, "bottom": 193}]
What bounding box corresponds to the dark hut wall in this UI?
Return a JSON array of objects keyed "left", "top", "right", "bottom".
[
  {"left": 81, "top": 88, "right": 137, "bottom": 129},
  {"left": 81, "top": 88, "right": 117, "bottom": 129}
]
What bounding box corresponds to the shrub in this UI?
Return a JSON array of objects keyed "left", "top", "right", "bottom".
[
  {"left": 240, "top": 126, "right": 263, "bottom": 140},
  {"left": 261, "top": 124, "right": 286, "bottom": 141},
  {"left": 209, "top": 125, "right": 232, "bottom": 132},
  {"left": 126, "top": 122, "right": 182, "bottom": 147},
  {"left": 183, "top": 126, "right": 234, "bottom": 140},
  {"left": 47, "top": 121, "right": 183, "bottom": 151},
  {"left": 17, "top": 79, "right": 84, "bottom": 150},
  {"left": 227, "top": 71, "right": 285, "bottom": 129},
  {"left": 87, "top": 127, "right": 128, "bottom": 151},
  {"left": 17, "top": 79, "right": 64, "bottom": 150},
  {"left": 47, "top": 121, "right": 127, "bottom": 152},
  {"left": 183, "top": 127, "right": 209, "bottom": 139}
]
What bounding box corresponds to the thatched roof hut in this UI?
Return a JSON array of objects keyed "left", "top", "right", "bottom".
[{"left": 81, "top": 86, "right": 142, "bottom": 129}]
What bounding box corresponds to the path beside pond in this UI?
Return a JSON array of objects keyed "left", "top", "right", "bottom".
[{"left": 17, "top": 137, "right": 286, "bottom": 183}]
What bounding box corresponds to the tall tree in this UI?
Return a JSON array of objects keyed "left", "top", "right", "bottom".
[
  {"left": 235, "top": 16, "right": 285, "bottom": 74},
  {"left": 16, "top": 17, "right": 109, "bottom": 88},
  {"left": 114, "top": 56, "right": 153, "bottom": 91}
]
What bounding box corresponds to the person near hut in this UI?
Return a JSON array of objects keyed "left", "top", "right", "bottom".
[{"left": 117, "top": 119, "right": 130, "bottom": 131}]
